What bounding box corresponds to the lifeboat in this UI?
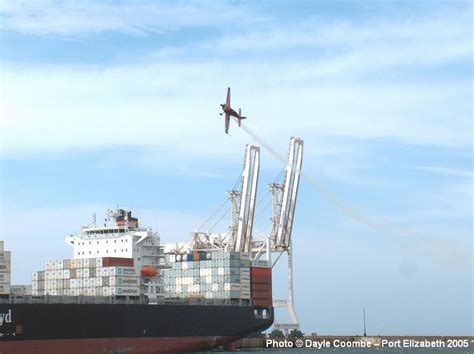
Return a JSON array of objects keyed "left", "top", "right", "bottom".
[{"left": 141, "top": 266, "right": 157, "bottom": 277}]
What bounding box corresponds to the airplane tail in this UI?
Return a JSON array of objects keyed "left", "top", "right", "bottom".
[{"left": 238, "top": 108, "right": 246, "bottom": 127}]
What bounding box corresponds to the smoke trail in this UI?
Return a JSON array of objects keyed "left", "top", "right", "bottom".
[{"left": 237, "top": 119, "right": 471, "bottom": 268}]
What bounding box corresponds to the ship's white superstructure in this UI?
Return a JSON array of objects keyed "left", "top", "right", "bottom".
[{"left": 65, "top": 209, "right": 162, "bottom": 269}]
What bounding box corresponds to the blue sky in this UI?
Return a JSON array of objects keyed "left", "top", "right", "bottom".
[{"left": 0, "top": 0, "right": 472, "bottom": 335}]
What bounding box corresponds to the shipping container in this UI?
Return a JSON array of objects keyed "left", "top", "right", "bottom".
[
  {"left": 70, "top": 259, "right": 77, "bottom": 269},
  {"left": 252, "top": 290, "right": 272, "bottom": 299},
  {"left": 102, "top": 257, "right": 134, "bottom": 267},
  {"left": 250, "top": 275, "right": 271, "bottom": 284},
  {"left": 253, "top": 299, "right": 272, "bottom": 307},
  {"left": 108, "top": 266, "right": 137, "bottom": 277},
  {"left": 0, "top": 273, "right": 11, "bottom": 283},
  {"left": 0, "top": 283, "right": 10, "bottom": 294},
  {"left": 0, "top": 261, "right": 10, "bottom": 273},
  {"left": 250, "top": 267, "right": 272, "bottom": 276},
  {"left": 10, "top": 285, "right": 32, "bottom": 295},
  {"left": 0, "top": 251, "right": 11, "bottom": 262},
  {"left": 109, "top": 276, "right": 140, "bottom": 287},
  {"left": 108, "top": 286, "right": 140, "bottom": 296}
]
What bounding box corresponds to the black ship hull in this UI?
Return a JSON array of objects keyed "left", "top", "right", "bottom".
[{"left": 0, "top": 303, "right": 273, "bottom": 353}]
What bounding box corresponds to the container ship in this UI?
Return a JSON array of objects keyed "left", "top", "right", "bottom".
[
  {"left": 0, "top": 209, "right": 273, "bottom": 353},
  {"left": 0, "top": 138, "right": 304, "bottom": 353}
]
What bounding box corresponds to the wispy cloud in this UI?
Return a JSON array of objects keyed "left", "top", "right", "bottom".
[
  {"left": 415, "top": 166, "right": 474, "bottom": 178},
  {"left": 0, "top": 0, "right": 266, "bottom": 36},
  {"left": 1, "top": 4, "right": 470, "bottom": 158}
]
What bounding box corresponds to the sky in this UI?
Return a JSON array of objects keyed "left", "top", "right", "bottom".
[{"left": 0, "top": 0, "right": 472, "bottom": 335}]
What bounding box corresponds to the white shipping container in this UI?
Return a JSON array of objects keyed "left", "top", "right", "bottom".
[
  {"left": 76, "top": 259, "right": 83, "bottom": 268},
  {"left": 240, "top": 291, "right": 251, "bottom": 299},
  {"left": 83, "top": 258, "right": 90, "bottom": 268},
  {"left": 0, "top": 273, "right": 11, "bottom": 283},
  {"left": 0, "top": 283, "right": 10, "bottom": 294},
  {"left": 0, "top": 251, "right": 11, "bottom": 262},
  {"left": 83, "top": 269, "right": 90, "bottom": 278},
  {"left": 11, "top": 285, "right": 32, "bottom": 295},
  {"left": 83, "top": 278, "right": 90, "bottom": 287},
  {"left": 240, "top": 276, "right": 250, "bottom": 283},
  {"left": 110, "top": 287, "right": 140, "bottom": 296},
  {"left": 64, "top": 270, "right": 70, "bottom": 279},
  {"left": 0, "top": 261, "right": 10, "bottom": 273},
  {"left": 95, "top": 258, "right": 103, "bottom": 268},
  {"left": 109, "top": 276, "right": 140, "bottom": 287},
  {"left": 107, "top": 267, "right": 137, "bottom": 277}
]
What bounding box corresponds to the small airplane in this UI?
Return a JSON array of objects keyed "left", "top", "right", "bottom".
[{"left": 220, "top": 87, "right": 246, "bottom": 134}]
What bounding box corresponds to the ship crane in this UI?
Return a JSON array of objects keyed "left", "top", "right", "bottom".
[
  {"left": 190, "top": 138, "right": 303, "bottom": 334},
  {"left": 228, "top": 145, "right": 260, "bottom": 253},
  {"left": 191, "top": 144, "right": 260, "bottom": 252},
  {"left": 252, "top": 137, "right": 303, "bottom": 334}
]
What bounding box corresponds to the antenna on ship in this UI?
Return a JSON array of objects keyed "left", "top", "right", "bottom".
[{"left": 363, "top": 307, "right": 367, "bottom": 336}]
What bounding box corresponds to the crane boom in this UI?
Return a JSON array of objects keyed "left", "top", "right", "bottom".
[
  {"left": 233, "top": 144, "right": 260, "bottom": 252},
  {"left": 274, "top": 137, "right": 303, "bottom": 249}
]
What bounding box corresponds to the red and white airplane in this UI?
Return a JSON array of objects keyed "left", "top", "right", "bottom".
[{"left": 220, "top": 87, "right": 246, "bottom": 134}]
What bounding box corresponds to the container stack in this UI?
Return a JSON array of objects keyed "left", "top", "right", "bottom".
[
  {"left": 31, "top": 257, "right": 140, "bottom": 297},
  {"left": 250, "top": 267, "right": 272, "bottom": 307},
  {"left": 0, "top": 241, "right": 11, "bottom": 295},
  {"left": 10, "top": 285, "right": 32, "bottom": 295},
  {"left": 163, "top": 251, "right": 251, "bottom": 300}
]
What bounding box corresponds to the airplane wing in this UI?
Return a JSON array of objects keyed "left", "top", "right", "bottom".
[
  {"left": 226, "top": 87, "right": 231, "bottom": 107},
  {"left": 225, "top": 113, "right": 230, "bottom": 134}
]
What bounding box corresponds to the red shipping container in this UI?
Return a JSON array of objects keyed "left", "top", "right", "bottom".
[
  {"left": 102, "top": 257, "right": 134, "bottom": 267},
  {"left": 252, "top": 290, "right": 272, "bottom": 299},
  {"left": 253, "top": 299, "right": 272, "bottom": 307},
  {"left": 192, "top": 251, "right": 200, "bottom": 261},
  {"left": 251, "top": 283, "right": 271, "bottom": 291},
  {"left": 251, "top": 275, "right": 272, "bottom": 284},
  {"left": 250, "top": 267, "right": 272, "bottom": 276}
]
